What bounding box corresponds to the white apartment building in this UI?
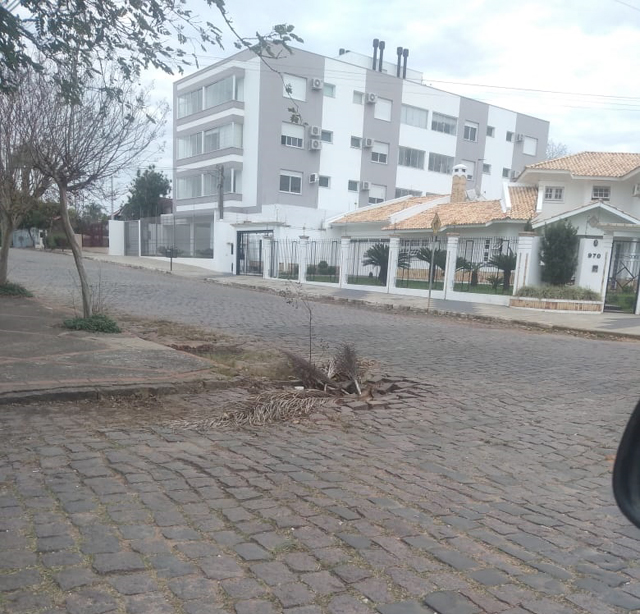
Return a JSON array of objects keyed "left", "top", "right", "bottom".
[{"left": 169, "top": 42, "right": 549, "bottom": 274}]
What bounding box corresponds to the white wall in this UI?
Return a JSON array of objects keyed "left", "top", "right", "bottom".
[
  {"left": 318, "top": 58, "right": 366, "bottom": 213},
  {"left": 483, "top": 106, "right": 517, "bottom": 197},
  {"left": 108, "top": 220, "right": 125, "bottom": 256},
  {"left": 241, "top": 57, "right": 262, "bottom": 207},
  {"left": 576, "top": 237, "right": 609, "bottom": 293}
]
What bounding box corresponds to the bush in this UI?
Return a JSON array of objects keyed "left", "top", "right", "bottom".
[
  {"left": 306, "top": 264, "right": 317, "bottom": 275},
  {"left": 540, "top": 220, "right": 579, "bottom": 285},
  {"left": 317, "top": 260, "right": 329, "bottom": 273},
  {"left": 516, "top": 285, "right": 601, "bottom": 301},
  {"left": 63, "top": 314, "right": 121, "bottom": 333},
  {"left": 0, "top": 282, "right": 33, "bottom": 297}
]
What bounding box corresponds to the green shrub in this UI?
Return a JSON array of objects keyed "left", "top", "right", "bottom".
[
  {"left": 317, "top": 260, "right": 329, "bottom": 273},
  {"left": 306, "top": 264, "right": 317, "bottom": 275},
  {"left": 63, "top": 314, "right": 121, "bottom": 333},
  {"left": 516, "top": 285, "right": 601, "bottom": 301},
  {"left": 0, "top": 282, "right": 33, "bottom": 297},
  {"left": 540, "top": 220, "right": 579, "bottom": 285}
]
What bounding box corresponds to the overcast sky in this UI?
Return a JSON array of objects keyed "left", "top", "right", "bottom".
[{"left": 133, "top": 0, "right": 640, "bottom": 202}]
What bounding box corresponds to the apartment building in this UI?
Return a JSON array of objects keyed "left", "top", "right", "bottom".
[{"left": 172, "top": 42, "right": 549, "bottom": 273}]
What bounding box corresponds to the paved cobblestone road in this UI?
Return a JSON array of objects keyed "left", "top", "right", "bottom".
[{"left": 1, "top": 249, "right": 640, "bottom": 613}]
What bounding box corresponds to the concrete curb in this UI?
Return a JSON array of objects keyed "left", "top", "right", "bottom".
[
  {"left": 203, "top": 278, "right": 640, "bottom": 343},
  {"left": 0, "top": 376, "right": 236, "bottom": 407}
]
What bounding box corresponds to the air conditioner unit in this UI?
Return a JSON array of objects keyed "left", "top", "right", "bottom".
[
  {"left": 510, "top": 170, "right": 518, "bottom": 180},
  {"left": 309, "top": 125, "right": 321, "bottom": 137},
  {"left": 633, "top": 183, "right": 640, "bottom": 197},
  {"left": 515, "top": 133, "right": 525, "bottom": 142},
  {"left": 311, "top": 78, "right": 323, "bottom": 90},
  {"left": 363, "top": 137, "right": 374, "bottom": 148},
  {"left": 360, "top": 181, "right": 371, "bottom": 191},
  {"left": 309, "top": 173, "right": 319, "bottom": 184},
  {"left": 366, "top": 92, "right": 378, "bottom": 104},
  {"left": 309, "top": 139, "right": 322, "bottom": 150}
]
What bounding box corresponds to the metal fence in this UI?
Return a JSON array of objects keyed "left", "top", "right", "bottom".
[
  {"left": 139, "top": 214, "right": 214, "bottom": 258},
  {"left": 456, "top": 236, "right": 519, "bottom": 294},
  {"left": 270, "top": 240, "right": 299, "bottom": 279},
  {"left": 307, "top": 240, "right": 340, "bottom": 284},
  {"left": 347, "top": 239, "right": 390, "bottom": 287},
  {"left": 395, "top": 237, "right": 445, "bottom": 290}
]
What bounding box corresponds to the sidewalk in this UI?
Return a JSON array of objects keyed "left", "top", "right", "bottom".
[
  {"left": 80, "top": 250, "right": 640, "bottom": 340},
  {"left": 0, "top": 295, "right": 228, "bottom": 405}
]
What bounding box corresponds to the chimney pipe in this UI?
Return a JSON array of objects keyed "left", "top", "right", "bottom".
[
  {"left": 396, "top": 46, "right": 403, "bottom": 78},
  {"left": 378, "top": 40, "right": 385, "bottom": 72},
  {"left": 372, "top": 39, "right": 379, "bottom": 70},
  {"left": 402, "top": 48, "right": 409, "bottom": 79},
  {"left": 339, "top": 48, "right": 346, "bottom": 55}
]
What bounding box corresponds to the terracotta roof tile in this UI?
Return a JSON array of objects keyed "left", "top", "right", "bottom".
[
  {"left": 331, "top": 195, "right": 443, "bottom": 224},
  {"left": 525, "top": 152, "right": 640, "bottom": 178},
  {"left": 384, "top": 200, "right": 503, "bottom": 230},
  {"left": 508, "top": 186, "right": 538, "bottom": 219}
]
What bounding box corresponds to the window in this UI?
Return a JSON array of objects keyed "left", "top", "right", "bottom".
[
  {"left": 350, "top": 136, "right": 362, "bottom": 148},
  {"left": 177, "top": 89, "right": 202, "bottom": 118},
  {"left": 323, "top": 83, "right": 335, "bottom": 97},
  {"left": 483, "top": 163, "right": 492, "bottom": 175},
  {"left": 177, "top": 133, "right": 202, "bottom": 159},
  {"left": 371, "top": 141, "right": 389, "bottom": 164},
  {"left": 523, "top": 136, "right": 538, "bottom": 156},
  {"left": 204, "top": 123, "right": 242, "bottom": 152},
  {"left": 462, "top": 160, "right": 475, "bottom": 180},
  {"left": 374, "top": 97, "right": 392, "bottom": 121},
  {"left": 176, "top": 175, "right": 202, "bottom": 199},
  {"left": 281, "top": 122, "right": 304, "bottom": 148},
  {"left": 319, "top": 175, "right": 330, "bottom": 188},
  {"left": 463, "top": 121, "right": 479, "bottom": 142},
  {"left": 203, "top": 169, "right": 240, "bottom": 195},
  {"left": 283, "top": 74, "right": 307, "bottom": 101},
  {"left": 592, "top": 186, "right": 611, "bottom": 201},
  {"left": 395, "top": 188, "right": 422, "bottom": 198},
  {"left": 348, "top": 180, "right": 359, "bottom": 192},
  {"left": 502, "top": 168, "right": 510, "bottom": 178},
  {"left": 279, "top": 171, "right": 302, "bottom": 194},
  {"left": 353, "top": 91, "right": 364, "bottom": 104},
  {"left": 506, "top": 131, "right": 514, "bottom": 142},
  {"left": 544, "top": 186, "right": 564, "bottom": 201},
  {"left": 369, "top": 184, "right": 386, "bottom": 204},
  {"left": 487, "top": 126, "right": 495, "bottom": 137},
  {"left": 398, "top": 146, "right": 425, "bottom": 169},
  {"left": 431, "top": 112, "right": 457, "bottom": 135},
  {"left": 205, "top": 76, "right": 234, "bottom": 109},
  {"left": 428, "top": 152, "right": 454, "bottom": 174},
  {"left": 401, "top": 104, "right": 428, "bottom": 129},
  {"left": 320, "top": 130, "right": 333, "bottom": 143}
]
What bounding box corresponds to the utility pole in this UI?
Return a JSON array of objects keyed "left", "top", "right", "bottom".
[
  {"left": 217, "top": 164, "right": 224, "bottom": 220},
  {"left": 110, "top": 177, "right": 114, "bottom": 219}
]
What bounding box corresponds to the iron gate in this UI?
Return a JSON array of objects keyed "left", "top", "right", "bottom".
[
  {"left": 124, "top": 221, "right": 139, "bottom": 256},
  {"left": 605, "top": 240, "right": 640, "bottom": 313},
  {"left": 237, "top": 231, "right": 270, "bottom": 276}
]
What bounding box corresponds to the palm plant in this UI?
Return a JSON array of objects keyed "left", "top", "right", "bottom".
[
  {"left": 362, "top": 243, "right": 409, "bottom": 285},
  {"left": 488, "top": 250, "right": 517, "bottom": 291}
]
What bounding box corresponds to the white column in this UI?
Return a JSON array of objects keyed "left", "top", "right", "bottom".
[
  {"left": 339, "top": 236, "right": 351, "bottom": 288},
  {"left": 262, "top": 235, "right": 272, "bottom": 279},
  {"left": 513, "top": 232, "right": 536, "bottom": 294},
  {"left": 600, "top": 234, "right": 614, "bottom": 312},
  {"left": 136, "top": 220, "right": 142, "bottom": 257},
  {"left": 443, "top": 234, "right": 459, "bottom": 299},
  {"left": 108, "top": 220, "right": 125, "bottom": 256},
  {"left": 387, "top": 236, "right": 400, "bottom": 294},
  {"left": 298, "top": 235, "right": 309, "bottom": 284}
]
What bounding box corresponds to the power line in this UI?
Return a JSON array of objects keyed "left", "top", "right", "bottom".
[{"left": 613, "top": 0, "right": 640, "bottom": 12}]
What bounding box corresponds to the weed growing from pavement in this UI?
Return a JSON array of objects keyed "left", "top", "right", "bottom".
[
  {"left": 63, "top": 314, "right": 121, "bottom": 333},
  {"left": 0, "top": 282, "right": 33, "bottom": 297}
]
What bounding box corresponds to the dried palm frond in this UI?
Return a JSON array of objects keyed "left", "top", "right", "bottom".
[
  {"left": 170, "top": 389, "right": 329, "bottom": 431},
  {"left": 281, "top": 349, "right": 336, "bottom": 390},
  {"left": 333, "top": 343, "right": 361, "bottom": 395}
]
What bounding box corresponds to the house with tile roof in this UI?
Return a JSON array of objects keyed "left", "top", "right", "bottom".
[{"left": 326, "top": 152, "right": 640, "bottom": 312}]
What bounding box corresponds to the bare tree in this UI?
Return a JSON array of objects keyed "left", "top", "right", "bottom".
[
  {"left": 26, "top": 66, "right": 167, "bottom": 316},
  {"left": 546, "top": 139, "right": 570, "bottom": 160},
  {"left": 0, "top": 73, "right": 50, "bottom": 285}
]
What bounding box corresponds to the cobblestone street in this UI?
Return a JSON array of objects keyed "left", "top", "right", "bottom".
[{"left": 1, "top": 250, "right": 640, "bottom": 613}]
